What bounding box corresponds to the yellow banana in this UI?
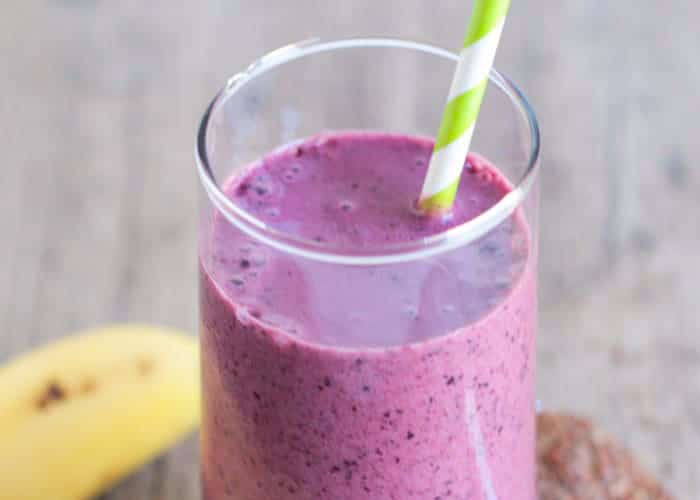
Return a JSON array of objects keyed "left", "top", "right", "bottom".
[{"left": 0, "top": 325, "right": 200, "bottom": 500}]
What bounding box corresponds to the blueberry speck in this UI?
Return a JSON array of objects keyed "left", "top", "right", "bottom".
[
  {"left": 324, "top": 376, "right": 332, "bottom": 387},
  {"left": 362, "top": 385, "right": 370, "bottom": 392},
  {"left": 394, "top": 457, "right": 400, "bottom": 464},
  {"left": 352, "top": 405, "right": 357, "bottom": 412},
  {"left": 294, "top": 147, "right": 303, "bottom": 157},
  {"left": 255, "top": 186, "right": 267, "bottom": 195},
  {"left": 496, "top": 280, "right": 510, "bottom": 290},
  {"left": 406, "top": 431, "right": 415, "bottom": 440},
  {"left": 351, "top": 182, "right": 359, "bottom": 190},
  {"left": 253, "top": 392, "right": 261, "bottom": 401},
  {"left": 331, "top": 466, "right": 340, "bottom": 473},
  {"left": 383, "top": 411, "right": 391, "bottom": 419},
  {"left": 345, "top": 471, "right": 353, "bottom": 481},
  {"left": 479, "top": 241, "right": 499, "bottom": 256},
  {"left": 355, "top": 358, "right": 364, "bottom": 367},
  {"left": 240, "top": 259, "right": 251, "bottom": 269},
  {"left": 230, "top": 278, "right": 244, "bottom": 287},
  {"left": 446, "top": 376, "right": 456, "bottom": 386}
]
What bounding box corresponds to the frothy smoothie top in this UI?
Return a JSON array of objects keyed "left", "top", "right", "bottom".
[
  {"left": 229, "top": 132, "right": 508, "bottom": 248},
  {"left": 206, "top": 132, "right": 528, "bottom": 348}
]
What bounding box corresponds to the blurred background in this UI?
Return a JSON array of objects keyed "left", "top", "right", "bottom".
[{"left": 1, "top": 1, "right": 697, "bottom": 499}]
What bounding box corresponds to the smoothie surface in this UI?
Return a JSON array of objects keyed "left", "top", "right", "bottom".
[{"left": 205, "top": 132, "right": 529, "bottom": 349}]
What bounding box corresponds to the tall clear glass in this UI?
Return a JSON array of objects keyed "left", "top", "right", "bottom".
[{"left": 197, "top": 39, "right": 540, "bottom": 500}]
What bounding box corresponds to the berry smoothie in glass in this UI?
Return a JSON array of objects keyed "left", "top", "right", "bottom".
[{"left": 196, "top": 40, "right": 540, "bottom": 500}]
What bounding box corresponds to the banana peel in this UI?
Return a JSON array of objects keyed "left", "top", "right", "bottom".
[{"left": 0, "top": 325, "right": 200, "bottom": 500}]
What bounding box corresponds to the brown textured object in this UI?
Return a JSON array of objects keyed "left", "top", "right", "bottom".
[{"left": 537, "top": 413, "right": 674, "bottom": 500}]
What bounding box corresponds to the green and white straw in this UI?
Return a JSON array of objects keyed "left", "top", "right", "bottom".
[{"left": 419, "top": 0, "right": 511, "bottom": 214}]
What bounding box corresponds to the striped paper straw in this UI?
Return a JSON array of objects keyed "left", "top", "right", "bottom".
[{"left": 419, "top": 0, "right": 511, "bottom": 213}]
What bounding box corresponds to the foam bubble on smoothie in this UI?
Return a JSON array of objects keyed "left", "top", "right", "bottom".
[{"left": 338, "top": 200, "right": 355, "bottom": 212}]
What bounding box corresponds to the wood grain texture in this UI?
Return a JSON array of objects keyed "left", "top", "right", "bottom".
[{"left": 1, "top": 1, "right": 697, "bottom": 498}]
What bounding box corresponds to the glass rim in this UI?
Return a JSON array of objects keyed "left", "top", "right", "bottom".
[{"left": 196, "top": 37, "right": 541, "bottom": 265}]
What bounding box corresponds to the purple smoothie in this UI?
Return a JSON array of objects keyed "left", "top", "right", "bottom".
[{"left": 200, "top": 132, "right": 536, "bottom": 499}]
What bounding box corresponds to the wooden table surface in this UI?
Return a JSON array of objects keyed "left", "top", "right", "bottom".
[{"left": 1, "top": 1, "right": 698, "bottom": 498}]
